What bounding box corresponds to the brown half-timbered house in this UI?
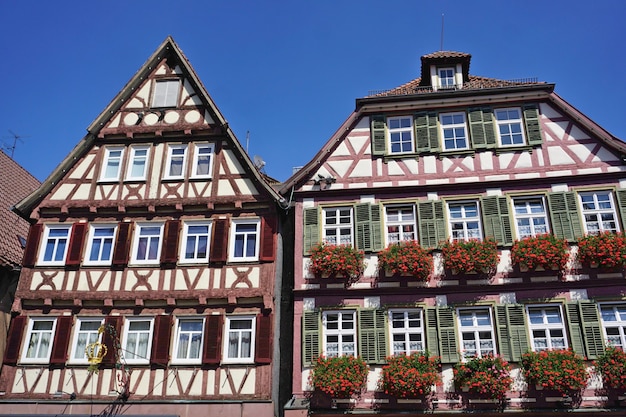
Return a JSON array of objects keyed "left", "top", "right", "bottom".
[{"left": 2, "top": 37, "right": 287, "bottom": 417}]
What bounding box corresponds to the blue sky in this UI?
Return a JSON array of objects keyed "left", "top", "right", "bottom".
[{"left": 1, "top": 1, "right": 624, "bottom": 183}]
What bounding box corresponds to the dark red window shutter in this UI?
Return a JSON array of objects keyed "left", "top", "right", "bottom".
[
  {"left": 22, "top": 224, "right": 43, "bottom": 267},
  {"left": 101, "top": 316, "right": 122, "bottom": 367},
  {"left": 160, "top": 220, "right": 180, "bottom": 265},
  {"left": 4, "top": 316, "right": 26, "bottom": 365},
  {"left": 150, "top": 315, "right": 172, "bottom": 367},
  {"left": 202, "top": 315, "right": 223, "bottom": 365},
  {"left": 65, "top": 223, "right": 88, "bottom": 266},
  {"left": 112, "top": 222, "right": 132, "bottom": 267},
  {"left": 50, "top": 316, "right": 73, "bottom": 365},
  {"left": 209, "top": 219, "right": 229, "bottom": 263},
  {"left": 259, "top": 216, "right": 276, "bottom": 262},
  {"left": 255, "top": 314, "right": 273, "bottom": 364}
]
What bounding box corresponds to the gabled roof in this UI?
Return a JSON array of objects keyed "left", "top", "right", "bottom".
[
  {"left": 13, "top": 36, "right": 283, "bottom": 219},
  {"left": 0, "top": 150, "right": 40, "bottom": 267}
]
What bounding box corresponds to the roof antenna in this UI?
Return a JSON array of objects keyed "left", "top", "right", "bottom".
[
  {"left": 3, "top": 130, "right": 28, "bottom": 159},
  {"left": 440, "top": 14, "right": 445, "bottom": 51}
]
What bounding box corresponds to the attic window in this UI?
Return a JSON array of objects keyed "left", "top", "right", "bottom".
[
  {"left": 152, "top": 79, "right": 180, "bottom": 108},
  {"left": 438, "top": 68, "right": 456, "bottom": 89}
]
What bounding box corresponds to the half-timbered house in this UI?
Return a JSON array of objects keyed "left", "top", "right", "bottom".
[
  {"left": 2, "top": 37, "right": 287, "bottom": 417},
  {"left": 281, "top": 51, "right": 626, "bottom": 416}
]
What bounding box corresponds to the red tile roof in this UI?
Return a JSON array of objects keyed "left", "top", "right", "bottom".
[
  {"left": 421, "top": 51, "right": 471, "bottom": 59},
  {"left": 0, "top": 150, "right": 40, "bottom": 267}
]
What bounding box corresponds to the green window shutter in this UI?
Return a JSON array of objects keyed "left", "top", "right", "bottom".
[
  {"left": 469, "top": 107, "right": 496, "bottom": 149},
  {"left": 417, "top": 200, "right": 446, "bottom": 249},
  {"left": 437, "top": 308, "right": 459, "bottom": 364},
  {"left": 615, "top": 190, "right": 626, "bottom": 230},
  {"left": 523, "top": 104, "right": 543, "bottom": 145},
  {"left": 547, "top": 192, "right": 583, "bottom": 241},
  {"left": 565, "top": 302, "right": 585, "bottom": 356},
  {"left": 370, "top": 204, "right": 384, "bottom": 252},
  {"left": 481, "top": 196, "right": 513, "bottom": 246},
  {"left": 495, "top": 305, "right": 529, "bottom": 362},
  {"left": 415, "top": 111, "right": 439, "bottom": 152},
  {"left": 303, "top": 207, "right": 320, "bottom": 255},
  {"left": 358, "top": 309, "right": 387, "bottom": 364},
  {"left": 355, "top": 203, "right": 383, "bottom": 252},
  {"left": 425, "top": 308, "right": 440, "bottom": 357},
  {"left": 565, "top": 302, "right": 604, "bottom": 360},
  {"left": 371, "top": 115, "right": 387, "bottom": 156},
  {"left": 302, "top": 310, "right": 320, "bottom": 367}
]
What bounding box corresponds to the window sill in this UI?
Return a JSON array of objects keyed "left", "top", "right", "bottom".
[
  {"left": 189, "top": 176, "right": 213, "bottom": 181},
  {"left": 97, "top": 178, "right": 121, "bottom": 184},
  {"left": 161, "top": 176, "right": 186, "bottom": 182},
  {"left": 437, "top": 149, "right": 476, "bottom": 159},
  {"left": 494, "top": 145, "right": 536, "bottom": 155},
  {"left": 221, "top": 360, "right": 255, "bottom": 366},
  {"left": 123, "top": 178, "right": 147, "bottom": 183}
]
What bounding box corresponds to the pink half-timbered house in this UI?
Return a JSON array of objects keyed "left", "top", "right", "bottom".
[
  {"left": 281, "top": 51, "right": 626, "bottom": 416},
  {"left": 2, "top": 37, "right": 287, "bottom": 417}
]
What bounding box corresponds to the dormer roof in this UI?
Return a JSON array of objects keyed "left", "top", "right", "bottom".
[{"left": 419, "top": 50, "right": 471, "bottom": 87}]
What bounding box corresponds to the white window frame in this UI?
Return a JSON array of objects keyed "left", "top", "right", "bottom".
[
  {"left": 130, "top": 223, "right": 164, "bottom": 265},
  {"left": 579, "top": 191, "right": 620, "bottom": 234},
  {"left": 38, "top": 224, "right": 72, "bottom": 266},
  {"left": 322, "top": 207, "right": 354, "bottom": 246},
  {"left": 447, "top": 201, "right": 482, "bottom": 241},
  {"left": 164, "top": 144, "right": 188, "bottom": 180},
  {"left": 228, "top": 219, "right": 261, "bottom": 262},
  {"left": 179, "top": 220, "right": 212, "bottom": 264},
  {"left": 69, "top": 317, "right": 104, "bottom": 365},
  {"left": 152, "top": 79, "right": 180, "bottom": 108},
  {"left": 526, "top": 304, "right": 568, "bottom": 352},
  {"left": 387, "top": 116, "right": 414, "bottom": 154},
  {"left": 512, "top": 197, "right": 549, "bottom": 239},
  {"left": 191, "top": 143, "right": 215, "bottom": 179},
  {"left": 438, "top": 67, "right": 456, "bottom": 88},
  {"left": 21, "top": 317, "right": 57, "bottom": 364},
  {"left": 495, "top": 107, "right": 526, "bottom": 146},
  {"left": 99, "top": 146, "right": 125, "bottom": 182},
  {"left": 172, "top": 317, "right": 205, "bottom": 365},
  {"left": 388, "top": 309, "right": 425, "bottom": 356},
  {"left": 599, "top": 303, "right": 626, "bottom": 349},
  {"left": 440, "top": 112, "right": 469, "bottom": 151},
  {"left": 83, "top": 224, "right": 117, "bottom": 266},
  {"left": 125, "top": 145, "right": 150, "bottom": 181},
  {"left": 384, "top": 205, "right": 417, "bottom": 245},
  {"left": 122, "top": 317, "right": 154, "bottom": 365},
  {"left": 222, "top": 315, "right": 256, "bottom": 364},
  {"left": 322, "top": 310, "right": 357, "bottom": 357},
  {"left": 457, "top": 307, "right": 496, "bottom": 359}
]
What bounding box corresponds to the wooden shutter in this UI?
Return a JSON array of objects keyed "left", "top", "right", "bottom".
[
  {"left": 160, "top": 220, "right": 180, "bottom": 264},
  {"left": 303, "top": 207, "right": 320, "bottom": 256},
  {"left": 547, "top": 192, "right": 583, "bottom": 241},
  {"left": 358, "top": 309, "right": 387, "bottom": 364},
  {"left": 22, "top": 223, "right": 43, "bottom": 267},
  {"left": 255, "top": 314, "right": 272, "bottom": 364},
  {"left": 495, "top": 305, "right": 528, "bottom": 362},
  {"left": 151, "top": 315, "right": 172, "bottom": 366},
  {"left": 209, "top": 219, "right": 229, "bottom": 263},
  {"left": 302, "top": 310, "right": 320, "bottom": 367},
  {"left": 425, "top": 308, "right": 440, "bottom": 358},
  {"left": 436, "top": 308, "right": 459, "bottom": 364},
  {"left": 415, "top": 111, "right": 439, "bottom": 152},
  {"left": 469, "top": 107, "right": 496, "bottom": 149},
  {"left": 50, "top": 316, "right": 73, "bottom": 365},
  {"left": 481, "top": 196, "right": 513, "bottom": 246},
  {"left": 565, "top": 301, "right": 604, "bottom": 360},
  {"left": 355, "top": 203, "right": 383, "bottom": 252},
  {"left": 112, "top": 222, "right": 132, "bottom": 267},
  {"left": 65, "top": 223, "right": 88, "bottom": 266},
  {"left": 259, "top": 216, "right": 277, "bottom": 262},
  {"left": 615, "top": 190, "right": 626, "bottom": 230},
  {"left": 3, "top": 315, "right": 26, "bottom": 365},
  {"left": 417, "top": 200, "right": 446, "bottom": 249},
  {"left": 101, "top": 316, "right": 122, "bottom": 367},
  {"left": 370, "top": 115, "right": 387, "bottom": 156},
  {"left": 202, "top": 315, "right": 223, "bottom": 365},
  {"left": 523, "top": 104, "right": 543, "bottom": 145}
]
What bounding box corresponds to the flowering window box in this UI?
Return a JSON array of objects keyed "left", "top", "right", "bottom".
[
  {"left": 308, "top": 355, "right": 368, "bottom": 401},
  {"left": 378, "top": 353, "right": 440, "bottom": 399},
  {"left": 308, "top": 243, "right": 365, "bottom": 280},
  {"left": 577, "top": 232, "right": 626, "bottom": 271},
  {"left": 377, "top": 241, "right": 433, "bottom": 281},
  {"left": 594, "top": 346, "right": 626, "bottom": 392},
  {"left": 521, "top": 349, "right": 588, "bottom": 396},
  {"left": 453, "top": 354, "right": 512, "bottom": 401},
  {"left": 441, "top": 239, "right": 498, "bottom": 275},
  {"left": 511, "top": 234, "right": 569, "bottom": 272}
]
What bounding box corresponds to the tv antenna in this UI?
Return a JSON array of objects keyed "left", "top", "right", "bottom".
[
  {"left": 440, "top": 14, "right": 445, "bottom": 51},
  {"left": 3, "top": 130, "right": 29, "bottom": 159},
  {"left": 253, "top": 155, "right": 266, "bottom": 172}
]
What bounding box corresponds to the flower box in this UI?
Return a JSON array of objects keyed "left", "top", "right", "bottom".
[
  {"left": 378, "top": 353, "right": 440, "bottom": 398},
  {"left": 577, "top": 232, "right": 626, "bottom": 270},
  {"left": 441, "top": 239, "right": 498, "bottom": 275},
  {"left": 377, "top": 241, "right": 433, "bottom": 281},
  {"left": 594, "top": 346, "right": 626, "bottom": 391},
  {"left": 511, "top": 234, "right": 569, "bottom": 272},
  {"left": 521, "top": 349, "right": 588, "bottom": 395},
  {"left": 453, "top": 354, "right": 512, "bottom": 401},
  {"left": 309, "top": 243, "right": 365, "bottom": 280},
  {"left": 309, "top": 355, "right": 368, "bottom": 400}
]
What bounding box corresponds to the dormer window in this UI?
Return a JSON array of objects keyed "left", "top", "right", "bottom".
[
  {"left": 438, "top": 68, "right": 456, "bottom": 89},
  {"left": 152, "top": 79, "right": 180, "bottom": 108}
]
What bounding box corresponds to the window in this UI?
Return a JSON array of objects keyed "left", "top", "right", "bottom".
[
  {"left": 388, "top": 309, "right": 424, "bottom": 355},
  {"left": 385, "top": 205, "right": 417, "bottom": 244},
  {"left": 180, "top": 221, "right": 211, "bottom": 263},
  {"left": 458, "top": 307, "right": 496, "bottom": 358},
  {"left": 323, "top": 207, "right": 353, "bottom": 245},
  {"left": 513, "top": 197, "right": 549, "bottom": 238},
  {"left": 223, "top": 316, "right": 255, "bottom": 363},
  {"left": 126, "top": 146, "right": 149, "bottom": 180},
  {"left": 387, "top": 116, "right": 413, "bottom": 154},
  {"left": 438, "top": 67, "right": 455, "bottom": 88},
  {"left": 123, "top": 318, "right": 154, "bottom": 364},
  {"left": 70, "top": 318, "right": 103, "bottom": 364},
  {"left": 84, "top": 225, "right": 116, "bottom": 266},
  {"left": 579, "top": 191, "right": 619, "bottom": 234},
  {"left": 440, "top": 112, "right": 468, "bottom": 151},
  {"left": 38, "top": 225, "right": 71, "bottom": 265},
  {"left": 131, "top": 223, "right": 164, "bottom": 265},
  {"left": 191, "top": 143, "right": 214, "bottom": 178},
  {"left": 164, "top": 144, "right": 188, "bottom": 179},
  {"left": 229, "top": 219, "right": 260, "bottom": 262},
  {"left": 448, "top": 201, "right": 482, "bottom": 241},
  {"left": 172, "top": 318, "right": 204, "bottom": 364},
  {"left": 100, "top": 147, "right": 124, "bottom": 181},
  {"left": 527, "top": 305, "right": 567, "bottom": 351},
  {"left": 22, "top": 318, "right": 56, "bottom": 363},
  {"left": 152, "top": 79, "right": 180, "bottom": 108},
  {"left": 495, "top": 108, "right": 525, "bottom": 146},
  {"left": 600, "top": 304, "right": 626, "bottom": 349},
  {"left": 322, "top": 311, "right": 356, "bottom": 357}
]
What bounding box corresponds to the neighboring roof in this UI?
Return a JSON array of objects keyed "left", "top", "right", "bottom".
[{"left": 0, "top": 150, "right": 40, "bottom": 267}]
